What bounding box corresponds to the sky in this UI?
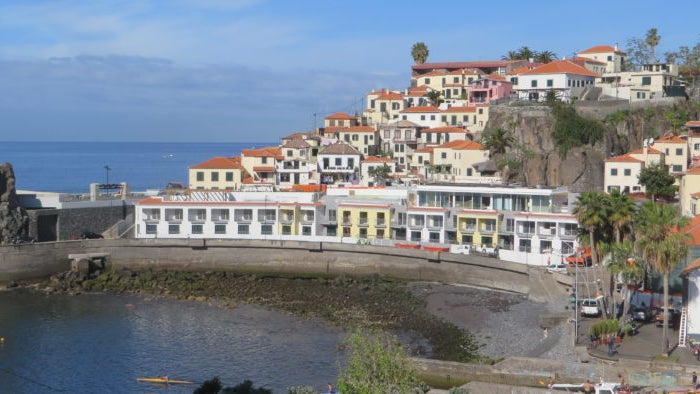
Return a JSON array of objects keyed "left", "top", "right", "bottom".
[{"left": 1, "top": 0, "right": 699, "bottom": 143}]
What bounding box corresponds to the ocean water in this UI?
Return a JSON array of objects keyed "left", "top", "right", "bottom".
[
  {"left": 0, "top": 290, "right": 345, "bottom": 393},
  {"left": 0, "top": 141, "right": 274, "bottom": 194}
]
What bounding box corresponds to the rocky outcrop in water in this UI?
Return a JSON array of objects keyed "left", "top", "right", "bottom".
[{"left": 0, "top": 163, "right": 29, "bottom": 245}]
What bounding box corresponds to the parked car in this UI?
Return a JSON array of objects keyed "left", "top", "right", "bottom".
[
  {"left": 654, "top": 306, "right": 680, "bottom": 328},
  {"left": 630, "top": 306, "right": 652, "bottom": 322},
  {"left": 546, "top": 263, "right": 568, "bottom": 274},
  {"left": 80, "top": 231, "right": 104, "bottom": 239},
  {"left": 581, "top": 298, "right": 603, "bottom": 317}
]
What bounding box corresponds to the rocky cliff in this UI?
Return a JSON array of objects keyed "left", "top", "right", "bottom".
[
  {"left": 486, "top": 99, "right": 698, "bottom": 192},
  {"left": 0, "top": 163, "right": 29, "bottom": 244}
]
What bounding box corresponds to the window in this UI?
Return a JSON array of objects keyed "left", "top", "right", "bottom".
[
  {"left": 302, "top": 226, "right": 312, "bottom": 236},
  {"left": 165, "top": 209, "right": 183, "bottom": 221},
  {"left": 191, "top": 224, "right": 203, "bottom": 234},
  {"left": 237, "top": 224, "right": 249, "bottom": 234},
  {"left": 261, "top": 157, "right": 268, "bottom": 164},
  {"left": 607, "top": 55, "right": 612, "bottom": 61},
  {"left": 168, "top": 224, "right": 180, "bottom": 234},
  {"left": 287, "top": 150, "right": 293, "bottom": 157},
  {"left": 641, "top": 76, "right": 651, "bottom": 85},
  {"left": 352, "top": 134, "right": 359, "bottom": 141},
  {"left": 327, "top": 226, "right": 337, "bottom": 236},
  {"left": 225, "top": 172, "right": 233, "bottom": 182},
  {"left": 546, "top": 79, "right": 553, "bottom": 87},
  {"left": 196, "top": 172, "right": 204, "bottom": 181},
  {"left": 430, "top": 115, "right": 435, "bottom": 121},
  {"left": 429, "top": 232, "right": 440, "bottom": 242},
  {"left": 258, "top": 209, "right": 276, "bottom": 222},
  {"left": 282, "top": 226, "right": 292, "bottom": 235},
  {"left": 531, "top": 80, "right": 538, "bottom": 87},
  {"left": 143, "top": 208, "right": 160, "bottom": 221},
  {"left": 420, "top": 115, "right": 426, "bottom": 121},
  {"left": 211, "top": 172, "right": 219, "bottom": 182},
  {"left": 467, "top": 168, "right": 472, "bottom": 176},
  {"left": 672, "top": 165, "right": 682, "bottom": 172},
  {"left": 212, "top": 209, "right": 229, "bottom": 221},
  {"left": 424, "top": 78, "right": 430, "bottom": 84},
  {"left": 335, "top": 158, "right": 342, "bottom": 166},
  {"left": 637, "top": 92, "right": 646, "bottom": 99},
  {"left": 623, "top": 169, "right": 631, "bottom": 176},
  {"left": 214, "top": 224, "right": 226, "bottom": 234},
  {"left": 694, "top": 143, "right": 700, "bottom": 151},
  {"left": 610, "top": 168, "right": 618, "bottom": 176},
  {"left": 234, "top": 209, "right": 253, "bottom": 222},
  {"left": 145, "top": 224, "right": 157, "bottom": 234},
  {"left": 676, "top": 148, "right": 683, "bottom": 155},
  {"left": 188, "top": 209, "right": 206, "bottom": 222},
  {"left": 261, "top": 225, "right": 273, "bottom": 235},
  {"left": 376, "top": 229, "right": 384, "bottom": 239},
  {"left": 441, "top": 152, "right": 447, "bottom": 159}
]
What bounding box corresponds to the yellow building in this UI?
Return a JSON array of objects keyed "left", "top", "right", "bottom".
[
  {"left": 277, "top": 202, "right": 320, "bottom": 236},
  {"left": 430, "top": 140, "right": 492, "bottom": 182},
  {"left": 456, "top": 209, "right": 501, "bottom": 248},
  {"left": 680, "top": 168, "right": 700, "bottom": 216},
  {"left": 365, "top": 89, "right": 405, "bottom": 126},
  {"left": 335, "top": 125, "right": 378, "bottom": 156},
  {"left": 188, "top": 156, "right": 245, "bottom": 190},
  {"left": 241, "top": 146, "right": 283, "bottom": 185},
  {"left": 654, "top": 134, "right": 687, "bottom": 174},
  {"left": 337, "top": 202, "right": 392, "bottom": 240}
]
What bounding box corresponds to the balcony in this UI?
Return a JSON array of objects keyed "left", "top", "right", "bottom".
[
  {"left": 279, "top": 216, "right": 295, "bottom": 224},
  {"left": 341, "top": 219, "right": 352, "bottom": 226},
  {"left": 480, "top": 225, "right": 496, "bottom": 234},
  {"left": 235, "top": 216, "right": 253, "bottom": 223},
  {"left": 376, "top": 219, "right": 386, "bottom": 228},
  {"left": 358, "top": 219, "right": 369, "bottom": 227},
  {"left": 460, "top": 225, "right": 476, "bottom": 233},
  {"left": 408, "top": 221, "right": 425, "bottom": 230}
]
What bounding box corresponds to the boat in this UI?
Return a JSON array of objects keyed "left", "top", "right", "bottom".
[{"left": 136, "top": 377, "right": 195, "bottom": 384}]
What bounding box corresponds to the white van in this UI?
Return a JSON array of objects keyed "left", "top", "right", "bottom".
[{"left": 581, "top": 298, "right": 602, "bottom": 317}]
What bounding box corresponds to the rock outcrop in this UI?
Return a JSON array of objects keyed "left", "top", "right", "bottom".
[{"left": 0, "top": 163, "right": 29, "bottom": 244}]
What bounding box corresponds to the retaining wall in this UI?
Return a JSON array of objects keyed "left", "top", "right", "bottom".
[{"left": 0, "top": 239, "right": 529, "bottom": 293}]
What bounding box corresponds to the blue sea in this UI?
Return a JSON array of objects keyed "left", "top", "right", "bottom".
[{"left": 0, "top": 141, "right": 274, "bottom": 194}]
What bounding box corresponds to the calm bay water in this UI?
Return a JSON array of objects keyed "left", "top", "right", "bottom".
[
  {"left": 0, "top": 141, "right": 274, "bottom": 194},
  {"left": 0, "top": 290, "right": 345, "bottom": 393}
]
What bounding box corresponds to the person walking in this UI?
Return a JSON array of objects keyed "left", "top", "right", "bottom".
[
  {"left": 693, "top": 371, "right": 698, "bottom": 390},
  {"left": 607, "top": 334, "right": 615, "bottom": 356}
]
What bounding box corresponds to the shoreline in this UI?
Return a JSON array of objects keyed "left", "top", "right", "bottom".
[{"left": 21, "top": 267, "right": 573, "bottom": 363}]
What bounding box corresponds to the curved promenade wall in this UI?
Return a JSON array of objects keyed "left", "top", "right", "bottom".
[{"left": 0, "top": 239, "right": 529, "bottom": 293}]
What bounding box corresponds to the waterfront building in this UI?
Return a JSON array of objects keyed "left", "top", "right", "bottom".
[
  {"left": 188, "top": 156, "right": 245, "bottom": 191},
  {"left": 277, "top": 138, "right": 317, "bottom": 189},
  {"left": 135, "top": 183, "right": 581, "bottom": 266}
]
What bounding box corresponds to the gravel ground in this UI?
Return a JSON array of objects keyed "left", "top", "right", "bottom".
[{"left": 410, "top": 282, "right": 579, "bottom": 362}]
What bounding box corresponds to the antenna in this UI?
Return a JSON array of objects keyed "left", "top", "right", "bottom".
[
  {"left": 649, "top": 137, "right": 655, "bottom": 146},
  {"left": 643, "top": 139, "right": 649, "bottom": 147}
]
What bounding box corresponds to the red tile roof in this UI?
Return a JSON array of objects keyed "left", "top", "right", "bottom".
[
  {"left": 578, "top": 45, "right": 626, "bottom": 55},
  {"left": 325, "top": 112, "right": 354, "bottom": 120},
  {"left": 190, "top": 156, "right": 242, "bottom": 169},
  {"left": 241, "top": 146, "right": 283, "bottom": 159},
  {"left": 571, "top": 56, "right": 606, "bottom": 65},
  {"left": 656, "top": 134, "right": 686, "bottom": 144},
  {"left": 629, "top": 147, "right": 663, "bottom": 155},
  {"left": 685, "top": 121, "right": 700, "bottom": 128},
  {"left": 344, "top": 126, "right": 376, "bottom": 133},
  {"left": 684, "top": 167, "right": 700, "bottom": 175},
  {"left": 412, "top": 61, "right": 515, "bottom": 71},
  {"left": 376, "top": 92, "right": 403, "bottom": 100},
  {"left": 442, "top": 106, "right": 477, "bottom": 113},
  {"left": 605, "top": 154, "right": 643, "bottom": 163},
  {"left": 484, "top": 73, "right": 506, "bottom": 81},
  {"left": 415, "top": 147, "right": 434, "bottom": 153},
  {"left": 436, "top": 140, "right": 484, "bottom": 150},
  {"left": 401, "top": 106, "right": 440, "bottom": 113},
  {"left": 253, "top": 166, "right": 274, "bottom": 172},
  {"left": 520, "top": 60, "right": 599, "bottom": 77},
  {"left": 363, "top": 156, "right": 395, "bottom": 163}
]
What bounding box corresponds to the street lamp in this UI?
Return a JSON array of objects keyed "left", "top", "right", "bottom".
[{"left": 104, "top": 165, "right": 111, "bottom": 186}]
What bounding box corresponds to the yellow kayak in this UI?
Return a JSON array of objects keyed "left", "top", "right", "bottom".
[{"left": 137, "top": 377, "right": 195, "bottom": 384}]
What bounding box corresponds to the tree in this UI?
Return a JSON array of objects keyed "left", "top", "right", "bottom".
[
  {"left": 645, "top": 28, "right": 661, "bottom": 63},
  {"left": 411, "top": 42, "right": 429, "bottom": 64},
  {"left": 480, "top": 128, "right": 514, "bottom": 155},
  {"left": 517, "top": 46, "right": 535, "bottom": 61},
  {"left": 534, "top": 50, "right": 558, "bottom": 63},
  {"left": 605, "top": 241, "right": 645, "bottom": 319},
  {"left": 573, "top": 191, "right": 610, "bottom": 267},
  {"left": 637, "top": 164, "right": 676, "bottom": 201},
  {"left": 368, "top": 164, "right": 392, "bottom": 186},
  {"left": 635, "top": 201, "right": 689, "bottom": 355},
  {"left": 424, "top": 90, "right": 443, "bottom": 107},
  {"left": 336, "top": 329, "right": 424, "bottom": 394},
  {"left": 501, "top": 50, "right": 520, "bottom": 60},
  {"left": 607, "top": 189, "right": 636, "bottom": 243}
]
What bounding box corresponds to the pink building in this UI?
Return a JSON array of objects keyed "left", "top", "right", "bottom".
[{"left": 468, "top": 74, "right": 512, "bottom": 105}]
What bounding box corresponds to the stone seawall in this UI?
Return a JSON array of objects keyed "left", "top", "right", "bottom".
[{"left": 0, "top": 238, "right": 530, "bottom": 293}]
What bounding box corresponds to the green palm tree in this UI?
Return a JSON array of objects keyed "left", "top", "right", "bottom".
[
  {"left": 635, "top": 201, "right": 689, "bottom": 355},
  {"left": 534, "top": 50, "right": 558, "bottom": 63},
  {"left": 573, "top": 191, "right": 610, "bottom": 267},
  {"left": 480, "top": 128, "right": 515, "bottom": 155},
  {"left": 501, "top": 50, "right": 521, "bottom": 60},
  {"left": 411, "top": 42, "right": 429, "bottom": 64},
  {"left": 645, "top": 28, "right": 661, "bottom": 63},
  {"left": 607, "top": 190, "right": 636, "bottom": 243},
  {"left": 424, "top": 90, "right": 442, "bottom": 106},
  {"left": 517, "top": 46, "right": 535, "bottom": 61},
  {"left": 605, "top": 241, "right": 645, "bottom": 318}
]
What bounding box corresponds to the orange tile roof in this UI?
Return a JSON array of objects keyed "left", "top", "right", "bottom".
[
  {"left": 436, "top": 140, "right": 484, "bottom": 150},
  {"left": 681, "top": 257, "right": 700, "bottom": 275},
  {"left": 682, "top": 215, "right": 700, "bottom": 247},
  {"left": 401, "top": 106, "right": 440, "bottom": 113},
  {"left": 344, "top": 125, "right": 376, "bottom": 133},
  {"left": 685, "top": 121, "right": 700, "bottom": 128},
  {"left": 252, "top": 166, "right": 274, "bottom": 172},
  {"left": 422, "top": 126, "right": 468, "bottom": 133},
  {"left": 510, "top": 66, "right": 534, "bottom": 75},
  {"left": 442, "top": 106, "right": 477, "bottom": 113},
  {"left": 325, "top": 112, "right": 354, "bottom": 120},
  {"left": 241, "top": 146, "right": 283, "bottom": 159},
  {"left": 484, "top": 73, "right": 506, "bottom": 81},
  {"left": 190, "top": 156, "right": 242, "bottom": 169},
  {"left": 684, "top": 167, "right": 700, "bottom": 175},
  {"left": 571, "top": 56, "right": 606, "bottom": 65},
  {"left": 629, "top": 147, "right": 663, "bottom": 155},
  {"left": 418, "top": 70, "right": 446, "bottom": 77},
  {"left": 578, "top": 45, "right": 626, "bottom": 55},
  {"left": 520, "top": 60, "right": 599, "bottom": 77},
  {"left": 605, "top": 154, "right": 643, "bottom": 163},
  {"left": 376, "top": 92, "right": 403, "bottom": 100},
  {"left": 363, "top": 156, "right": 395, "bottom": 163},
  {"left": 446, "top": 69, "right": 480, "bottom": 75},
  {"left": 322, "top": 126, "right": 347, "bottom": 133},
  {"left": 415, "top": 147, "right": 434, "bottom": 153},
  {"left": 656, "top": 134, "right": 686, "bottom": 144}
]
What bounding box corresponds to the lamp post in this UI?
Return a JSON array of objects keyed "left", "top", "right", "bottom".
[{"left": 104, "top": 165, "right": 111, "bottom": 186}]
